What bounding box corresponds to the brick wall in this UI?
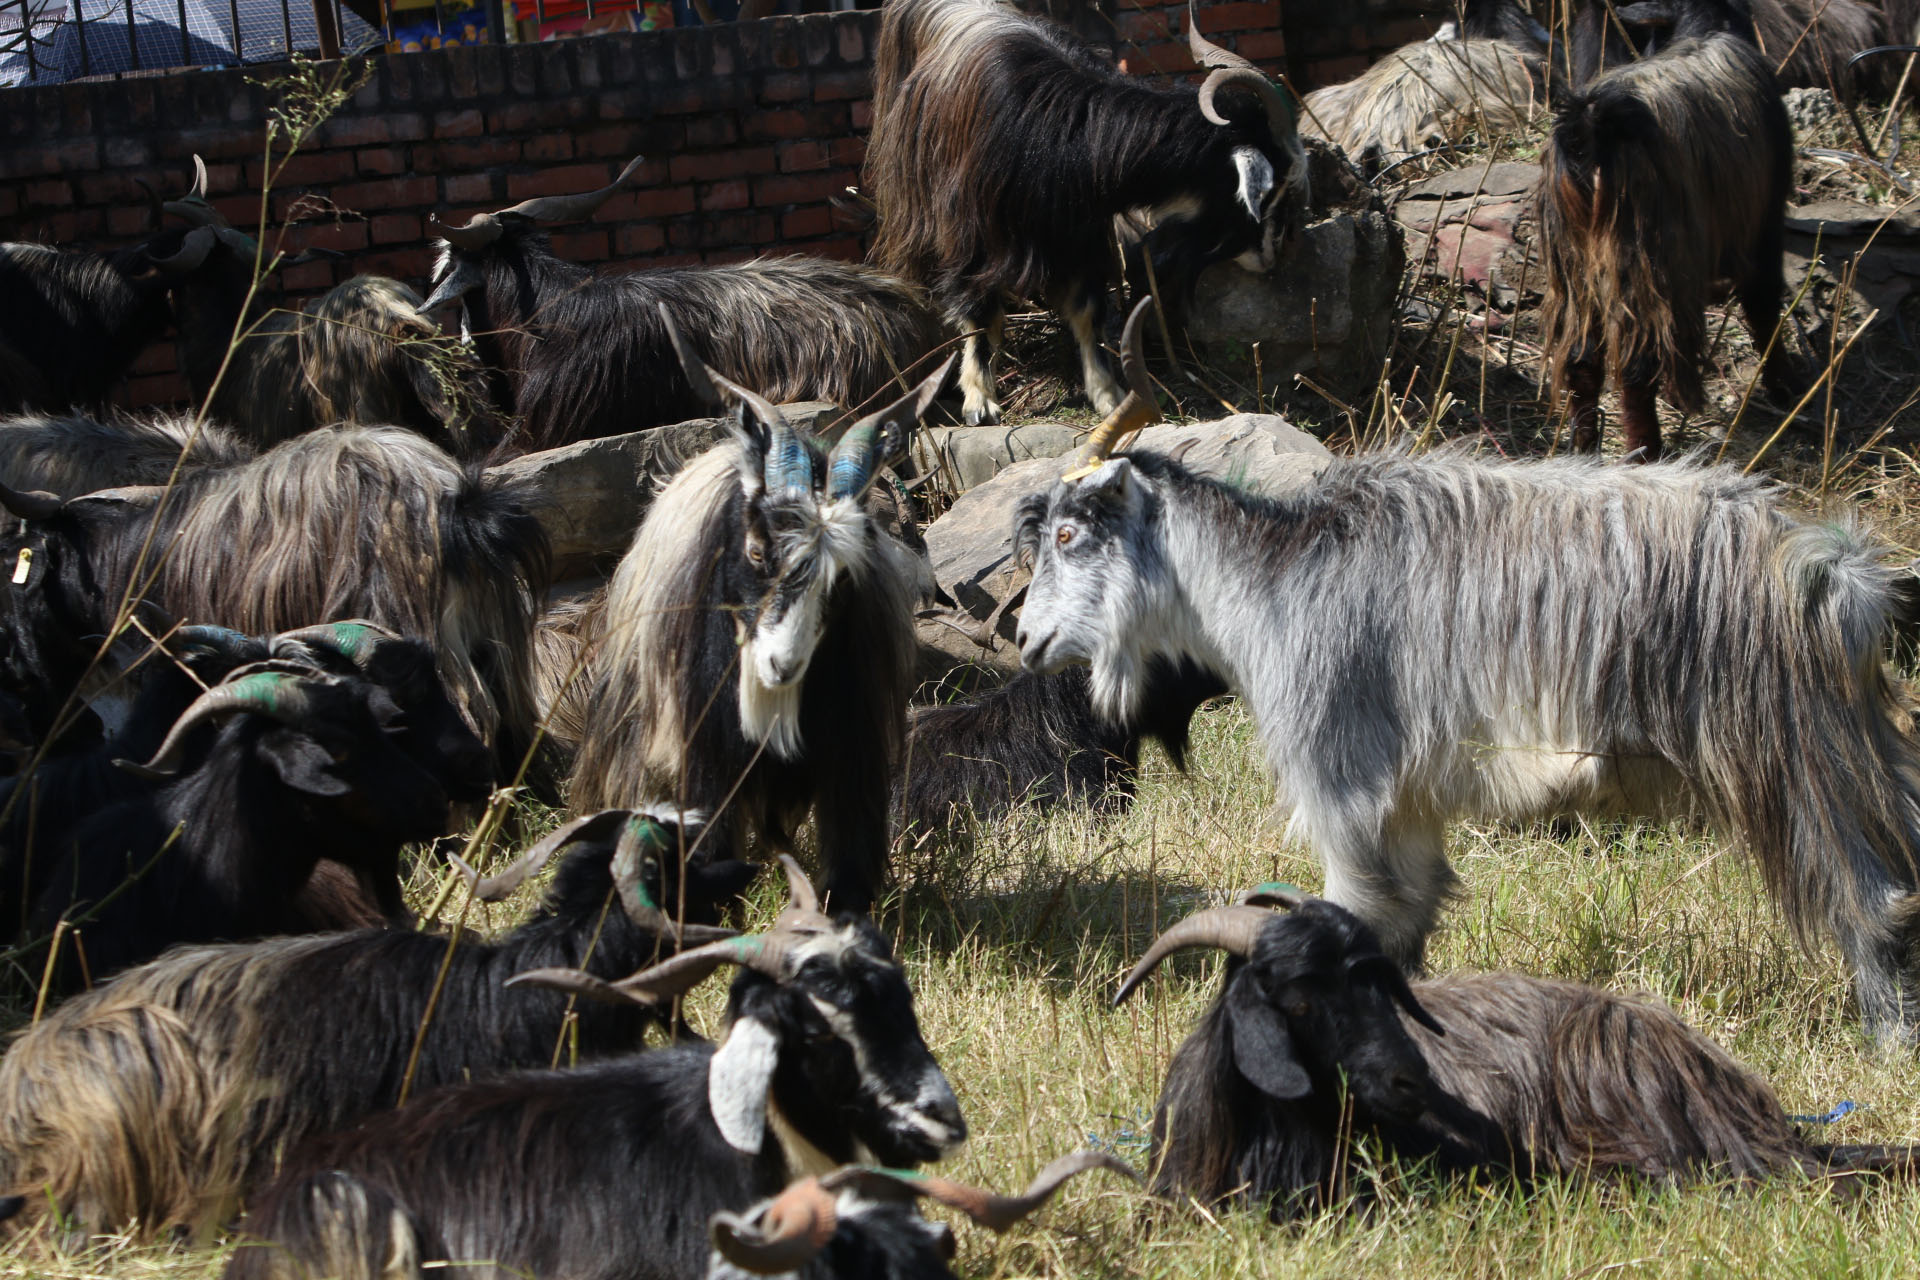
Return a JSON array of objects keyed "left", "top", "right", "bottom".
[{"left": 0, "top": 2, "right": 1448, "bottom": 407}]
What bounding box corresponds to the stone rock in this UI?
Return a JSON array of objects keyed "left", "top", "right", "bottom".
[
  {"left": 1783, "top": 87, "right": 1840, "bottom": 134},
  {"left": 1183, "top": 139, "right": 1405, "bottom": 393},
  {"left": 908, "top": 423, "right": 1084, "bottom": 493},
  {"left": 1783, "top": 199, "right": 1920, "bottom": 326},
  {"left": 923, "top": 414, "right": 1331, "bottom": 657},
  {"left": 1394, "top": 161, "right": 1540, "bottom": 308}
]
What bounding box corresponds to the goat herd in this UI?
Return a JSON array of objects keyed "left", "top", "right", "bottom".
[{"left": 1, "top": 0, "right": 1920, "bottom": 1274}]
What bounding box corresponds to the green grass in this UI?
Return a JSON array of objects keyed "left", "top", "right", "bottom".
[{"left": 13, "top": 701, "right": 1920, "bottom": 1279}]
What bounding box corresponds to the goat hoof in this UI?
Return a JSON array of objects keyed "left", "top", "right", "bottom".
[{"left": 963, "top": 403, "right": 1002, "bottom": 426}]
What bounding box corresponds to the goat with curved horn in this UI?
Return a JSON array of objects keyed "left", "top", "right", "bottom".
[
  {"left": 0, "top": 480, "right": 63, "bottom": 521},
  {"left": 825, "top": 353, "right": 957, "bottom": 502},
  {"left": 1062, "top": 296, "right": 1159, "bottom": 480},
  {"left": 1112, "top": 904, "right": 1279, "bottom": 1005},
  {"left": 115, "top": 664, "right": 338, "bottom": 781},
  {"left": 655, "top": 302, "right": 812, "bottom": 496},
  {"left": 1189, "top": 0, "right": 1295, "bottom": 137}
]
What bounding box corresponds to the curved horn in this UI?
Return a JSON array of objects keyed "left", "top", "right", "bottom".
[
  {"left": 652, "top": 304, "right": 808, "bottom": 493},
  {"left": 0, "top": 481, "right": 62, "bottom": 521},
  {"left": 493, "top": 155, "right": 647, "bottom": 224},
  {"left": 776, "top": 852, "right": 821, "bottom": 919},
  {"left": 453, "top": 808, "right": 631, "bottom": 903},
  {"left": 1238, "top": 882, "right": 1307, "bottom": 911},
  {"left": 114, "top": 668, "right": 325, "bottom": 781},
  {"left": 150, "top": 227, "right": 218, "bottom": 276},
  {"left": 824, "top": 353, "right": 957, "bottom": 501},
  {"left": 134, "top": 178, "right": 165, "bottom": 231},
  {"left": 427, "top": 213, "right": 506, "bottom": 253},
  {"left": 190, "top": 154, "right": 208, "bottom": 200},
  {"left": 1189, "top": 0, "right": 1294, "bottom": 139},
  {"left": 271, "top": 619, "right": 404, "bottom": 668},
  {"left": 504, "top": 965, "right": 660, "bottom": 1006},
  {"left": 1112, "top": 904, "right": 1277, "bottom": 1006},
  {"left": 1062, "top": 296, "right": 1159, "bottom": 480},
  {"left": 823, "top": 1150, "right": 1138, "bottom": 1232},
  {"left": 709, "top": 1179, "right": 838, "bottom": 1275},
  {"left": 608, "top": 813, "right": 738, "bottom": 944}
]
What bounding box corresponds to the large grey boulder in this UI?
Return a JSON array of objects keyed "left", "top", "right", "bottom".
[
  {"left": 1393, "top": 161, "right": 1540, "bottom": 309},
  {"left": 488, "top": 402, "right": 834, "bottom": 578},
  {"left": 908, "top": 423, "right": 1084, "bottom": 492},
  {"left": 923, "top": 414, "right": 1331, "bottom": 666}
]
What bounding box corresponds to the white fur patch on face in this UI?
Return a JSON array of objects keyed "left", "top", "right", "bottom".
[
  {"left": 806, "top": 994, "right": 965, "bottom": 1154},
  {"left": 1231, "top": 147, "right": 1277, "bottom": 222},
  {"left": 710, "top": 1015, "right": 782, "bottom": 1154}
]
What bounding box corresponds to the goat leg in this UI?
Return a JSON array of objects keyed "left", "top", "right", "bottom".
[
  {"left": 1565, "top": 355, "right": 1606, "bottom": 454},
  {"left": 1618, "top": 378, "right": 1662, "bottom": 463}
]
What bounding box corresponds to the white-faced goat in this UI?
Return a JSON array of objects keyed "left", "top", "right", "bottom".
[
  {"left": 220, "top": 860, "right": 967, "bottom": 1280},
  {"left": 0, "top": 425, "right": 550, "bottom": 783},
  {"left": 1015, "top": 319, "right": 1920, "bottom": 1040},
  {"left": 704, "top": 1151, "right": 1136, "bottom": 1280},
  {"left": 1542, "top": 28, "right": 1793, "bottom": 460},
  {"left": 897, "top": 660, "right": 1224, "bottom": 834},
  {"left": 867, "top": 0, "right": 1306, "bottom": 424},
  {"left": 570, "top": 316, "right": 952, "bottom": 913},
  {"left": 1301, "top": 0, "right": 1547, "bottom": 170},
  {"left": 422, "top": 156, "right": 946, "bottom": 454},
  {"left": 0, "top": 410, "right": 255, "bottom": 499},
  {"left": 1119, "top": 890, "right": 1919, "bottom": 1218},
  {"left": 0, "top": 807, "right": 752, "bottom": 1240}
]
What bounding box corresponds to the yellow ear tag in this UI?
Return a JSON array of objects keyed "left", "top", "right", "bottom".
[{"left": 11, "top": 547, "right": 30, "bottom": 585}]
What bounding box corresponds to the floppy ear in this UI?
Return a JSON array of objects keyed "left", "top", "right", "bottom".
[
  {"left": 1225, "top": 968, "right": 1312, "bottom": 1100},
  {"left": 256, "top": 729, "right": 352, "bottom": 798},
  {"left": 709, "top": 1015, "right": 782, "bottom": 1153}
]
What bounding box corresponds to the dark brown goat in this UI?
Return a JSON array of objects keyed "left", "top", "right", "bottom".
[
  {"left": 1122, "top": 891, "right": 1916, "bottom": 1219},
  {"left": 1540, "top": 31, "right": 1792, "bottom": 460}
]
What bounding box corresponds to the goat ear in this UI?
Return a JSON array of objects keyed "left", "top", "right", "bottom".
[
  {"left": 709, "top": 1014, "right": 782, "bottom": 1153},
  {"left": 1074, "top": 457, "right": 1137, "bottom": 504},
  {"left": 256, "top": 730, "right": 352, "bottom": 798},
  {"left": 1225, "top": 969, "right": 1312, "bottom": 1101}
]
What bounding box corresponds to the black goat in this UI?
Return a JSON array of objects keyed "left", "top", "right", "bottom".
[
  {"left": 0, "top": 807, "right": 753, "bottom": 1240},
  {"left": 706, "top": 1152, "right": 1136, "bottom": 1280},
  {"left": 11, "top": 660, "right": 456, "bottom": 994},
  {"left": 897, "top": 660, "right": 1225, "bottom": 834},
  {"left": 0, "top": 410, "right": 255, "bottom": 499},
  {"left": 1120, "top": 890, "right": 1919, "bottom": 1219},
  {"left": 423, "top": 156, "right": 945, "bottom": 454},
  {"left": 1568, "top": 0, "right": 1754, "bottom": 87},
  {"left": 1540, "top": 30, "right": 1792, "bottom": 459},
  {"left": 222, "top": 860, "right": 966, "bottom": 1280},
  {"left": 867, "top": 0, "right": 1305, "bottom": 424},
  {"left": 569, "top": 318, "right": 951, "bottom": 913}
]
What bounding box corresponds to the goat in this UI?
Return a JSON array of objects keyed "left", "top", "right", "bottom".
[
  {"left": 1539, "top": 31, "right": 1792, "bottom": 460},
  {"left": 866, "top": 0, "right": 1306, "bottom": 425},
  {"left": 422, "top": 156, "right": 946, "bottom": 454},
  {"left": 897, "top": 660, "right": 1225, "bottom": 834},
  {"left": 10, "top": 660, "right": 458, "bottom": 994},
  {"left": 0, "top": 807, "right": 752, "bottom": 1240},
  {"left": 1119, "top": 889, "right": 1920, "bottom": 1218},
  {"left": 0, "top": 426, "right": 550, "bottom": 783},
  {"left": 1575, "top": 0, "right": 1886, "bottom": 97},
  {"left": 1013, "top": 314, "right": 1920, "bottom": 1041},
  {"left": 0, "top": 410, "right": 254, "bottom": 499},
  {"left": 1568, "top": 0, "right": 1755, "bottom": 87},
  {"left": 706, "top": 1151, "right": 1136, "bottom": 1280},
  {"left": 221, "top": 859, "right": 966, "bottom": 1280},
  {"left": 1301, "top": 1, "right": 1547, "bottom": 170},
  {"left": 569, "top": 315, "right": 952, "bottom": 913}
]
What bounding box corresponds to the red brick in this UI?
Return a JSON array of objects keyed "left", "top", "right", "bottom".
[
  {"left": 1204, "top": 2, "right": 1279, "bottom": 29},
  {"left": 429, "top": 139, "right": 522, "bottom": 170},
  {"left": 435, "top": 108, "right": 485, "bottom": 138},
  {"left": 324, "top": 117, "right": 395, "bottom": 147},
  {"left": 759, "top": 73, "right": 812, "bottom": 104},
  {"left": 778, "top": 140, "right": 830, "bottom": 173},
  {"left": 294, "top": 222, "right": 371, "bottom": 253},
  {"left": 335, "top": 177, "right": 437, "bottom": 212},
  {"left": 358, "top": 147, "right": 408, "bottom": 176},
  {"left": 812, "top": 71, "right": 868, "bottom": 102},
  {"left": 1305, "top": 55, "right": 1367, "bottom": 84},
  {"left": 684, "top": 116, "right": 738, "bottom": 150},
  {"left": 24, "top": 180, "right": 71, "bottom": 208},
  {"left": 753, "top": 170, "right": 853, "bottom": 207},
  {"left": 577, "top": 124, "right": 649, "bottom": 159},
  {"left": 828, "top": 137, "right": 866, "bottom": 169},
  {"left": 836, "top": 20, "right": 864, "bottom": 62},
  {"left": 372, "top": 214, "right": 423, "bottom": 245},
  {"left": 594, "top": 186, "right": 697, "bottom": 221},
  {"left": 272, "top": 151, "right": 358, "bottom": 187},
  {"left": 615, "top": 224, "right": 667, "bottom": 256},
  {"left": 705, "top": 248, "right": 758, "bottom": 266},
  {"left": 0, "top": 189, "right": 17, "bottom": 219},
  {"left": 356, "top": 248, "right": 436, "bottom": 281},
  {"left": 282, "top": 262, "right": 338, "bottom": 291},
  {"left": 109, "top": 205, "right": 155, "bottom": 237},
  {"left": 851, "top": 100, "right": 873, "bottom": 131},
  {"left": 1117, "top": 11, "right": 1170, "bottom": 41},
  {"left": 668, "top": 148, "right": 775, "bottom": 183},
  {"left": 1234, "top": 31, "right": 1288, "bottom": 64},
  {"left": 444, "top": 173, "right": 495, "bottom": 204},
  {"left": 648, "top": 253, "right": 705, "bottom": 269},
  {"left": 524, "top": 134, "right": 575, "bottom": 164},
  {"left": 505, "top": 164, "right": 618, "bottom": 201},
  {"left": 781, "top": 206, "right": 833, "bottom": 240},
  {"left": 699, "top": 179, "right": 750, "bottom": 212},
  {"left": 809, "top": 237, "right": 864, "bottom": 264},
  {"left": 210, "top": 195, "right": 259, "bottom": 227},
  {"left": 550, "top": 230, "right": 608, "bottom": 261}
]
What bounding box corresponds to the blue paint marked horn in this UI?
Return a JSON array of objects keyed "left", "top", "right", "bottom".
[{"left": 824, "top": 353, "right": 956, "bottom": 501}]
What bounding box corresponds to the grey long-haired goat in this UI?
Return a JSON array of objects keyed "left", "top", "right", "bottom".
[
  {"left": 1541, "top": 30, "right": 1793, "bottom": 460},
  {"left": 221, "top": 859, "right": 966, "bottom": 1280},
  {"left": 0, "top": 410, "right": 254, "bottom": 498},
  {"left": 867, "top": 0, "right": 1305, "bottom": 425},
  {"left": 1120, "top": 890, "right": 1919, "bottom": 1218},
  {"left": 0, "top": 807, "right": 751, "bottom": 1241},
  {"left": 570, "top": 314, "right": 952, "bottom": 913},
  {"left": 423, "top": 157, "right": 946, "bottom": 454},
  {"left": 1014, "top": 308, "right": 1920, "bottom": 1040}
]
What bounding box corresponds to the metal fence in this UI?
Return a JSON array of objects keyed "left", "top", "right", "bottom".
[{"left": 0, "top": 0, "right": 384, "bottom": 87}]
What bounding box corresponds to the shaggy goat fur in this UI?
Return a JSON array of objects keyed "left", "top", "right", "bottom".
[
  {"left": 1752, "top": 0, "right": 1883, "bottom": 95},
  {"left": 528, "top": 587, "right": 601, "bottom": 761},
  {"left": 1302, "top": 37, "right": 1544, "bottom": 169},
  {"left": 867, "top": 0, "right": 1305, "bottom": 424},
  {"left": 0, "top": 411, "right": 254, "bottom": 498},
  {"left": 0, "top": 811, "right": 750, "bottom": 1239},
  {"left": 1015, "top": 448, "right": 1920, "bottom": 1039},
  {"left": 1142, "top": 899, "right": 1918, "bottom": 1217},
  {"left": 0, "top": 241, "right": 175, "bottom": 414},
  {"left": 431, "top": 228, "right": 944, "bottom": 454},
  {"left": 1539, "top": 32, "right": 1791, "bottom": 458}
]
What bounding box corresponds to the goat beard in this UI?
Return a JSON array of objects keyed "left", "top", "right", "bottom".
[{"left": 738, "top": 653, "right": 805, "bottom": 761}]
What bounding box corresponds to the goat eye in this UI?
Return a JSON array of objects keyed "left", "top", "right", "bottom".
[{"left": 1056, "top": 525, "right": 1075, "bottom": 548}]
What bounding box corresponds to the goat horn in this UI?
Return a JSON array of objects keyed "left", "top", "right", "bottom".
[
  {"left": 271, "top": 620, "right": 404, "bottom": 668},
  {"left": 776, "top": 852, "right": 821, "bottom": 918},
  {"left": 1112, "top": 905, "right": 1276, "bottom": 1006},
  {"left": 134, "top": 178, "right": 164, "bottom": 231},
  {"left": 504, "top": 965, "right": 662, "bottom": 1006},
  {"left": 115, "top": 666, "right": 329, "bottom": 781},
  {"left": 428, "top": 213, "right": 506, "bottom": 252},
  {"left": 0, "top": 481, "right": 62, "bottom": 521},
  {"left": 709, "top": 1179, "right": 838, "bottom": 1274},
  {"left": 1238, "top": 882, "right": 1307, "bottom": 911},
  {"left": 190, "top": 154, "right": 208, "bottom": 199},
  {"left": 1062, "top": 296, "right": 1159, "bottom": 480},
  {"left": 821, "top": 1150, "right": 1139, "bottom": 1232},
  {"left": 654, "top": 303, "right": 809, "bottom": 494},
  {"left": 455, "top": 809, "right": 631, "bottom": 903},
  {"left": 659, "top": 303, "right": 723, "bottom": 410},
  {"left": 824, "top": 353, "right": 957, "bottom": 502},
  {"left": 150, "top": 227, "right": 218, "bottom": 276},
  {"left": 608, "top": 813, "right": 740, "bottom": 943},
  {"left": 493, "top": 154, "right": 647, "bottom": 224},
  {"left": 1189, "top": 1, "right": 1294, "bottom": 139}
]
